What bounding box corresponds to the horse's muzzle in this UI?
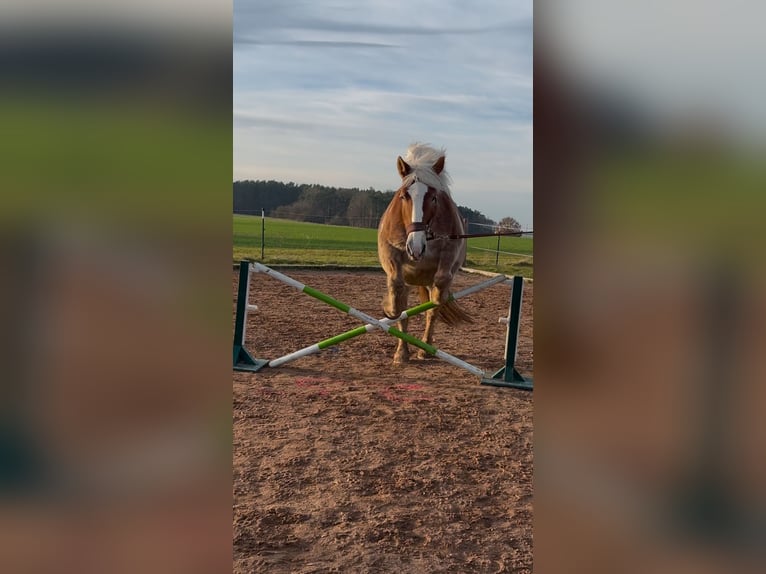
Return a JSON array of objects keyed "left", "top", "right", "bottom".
[{"left": 406, "top": 231, "right": 427, "bottom": 260}]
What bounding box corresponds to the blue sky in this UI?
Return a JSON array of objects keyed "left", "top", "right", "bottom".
[{"left": 234, "top": 0, "right": 533, "bottom": 228}]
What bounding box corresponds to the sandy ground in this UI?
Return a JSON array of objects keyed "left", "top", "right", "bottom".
[{"left": 233, "top": 268, "right": 533, "bottom": 573}]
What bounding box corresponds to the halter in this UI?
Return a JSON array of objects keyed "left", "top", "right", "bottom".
[
  {"left": 400, "top": 176, "right": 438, "bottom": 237},
  {"left": 405, "top": 221, "right": 427, "bottom": 234}
]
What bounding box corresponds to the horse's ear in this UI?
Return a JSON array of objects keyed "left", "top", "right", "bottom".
[
  {"left": 397, "top": 156, "right": 411, "bottom": 179},
  {"left": 432, "top": 155, "right": 445, "bottom": 175}
]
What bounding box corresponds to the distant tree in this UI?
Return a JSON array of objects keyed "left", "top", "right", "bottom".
[
  {"left": 234, "top": 179, "right": 497, "bottom": 229},
  {"left": 457, "top": 206, "right": 495, "bottom": 228},
  {"left": 347, "top": 192, "right": 376, "bottom": 228},
  {"left": 233, "top": 180, "right": 302, "bottom": 214},
  {"left": 496, "top": 217, "right": 522, "bottom": 234}
]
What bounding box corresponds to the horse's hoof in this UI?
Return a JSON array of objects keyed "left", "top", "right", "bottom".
[
  {"left": 416, "top": 349, "right": 429, "bottom": 360},
  {"left": 382, "top": 301, "right": 398, "bottom": 321},
  {"left": 393, "top": 354, "right": 409, "bottom": 365}
]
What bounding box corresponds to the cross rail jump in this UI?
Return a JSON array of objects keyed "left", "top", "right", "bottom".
[{"left": 233, "top": 261, "right": 532, "bottom": 390}]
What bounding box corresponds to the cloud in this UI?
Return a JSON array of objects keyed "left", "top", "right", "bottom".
[
  {"left": 234, "top": 18, "right": 530, "bottom": 42},
  {"left": 234, "top": 113, "right": 321, "bottom": 132},
  {"left": 233, "top": 0, "right": 532, "bottom": 40},
  {"left": 233, "top": 37, "right": 399, "bottom": 48}
]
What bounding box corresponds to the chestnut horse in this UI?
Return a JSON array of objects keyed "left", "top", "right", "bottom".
[{"left": 377, "top": 143, "right": 470, "bottom": 364}]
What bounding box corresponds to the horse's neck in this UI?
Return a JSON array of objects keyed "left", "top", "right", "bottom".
[{"left": 431, "top": 192, "right": 461, "bottom": 232}]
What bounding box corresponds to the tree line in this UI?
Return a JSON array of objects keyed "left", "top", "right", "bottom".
[{"left": 233, "top": 180, "right": 499, "bottom": 229}]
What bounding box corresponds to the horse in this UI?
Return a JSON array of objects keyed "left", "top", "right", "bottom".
[{"left": 377, "top": 143, "right": 471, "bottom": 364}]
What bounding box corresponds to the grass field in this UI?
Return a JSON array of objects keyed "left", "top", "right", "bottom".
[{"left": 233, "top": 215, "right": 533, "bottom": 277}]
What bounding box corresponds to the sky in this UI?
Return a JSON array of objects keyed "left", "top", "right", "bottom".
[{"left": 233, "top": 0, "right": 533, "bottom": 228}]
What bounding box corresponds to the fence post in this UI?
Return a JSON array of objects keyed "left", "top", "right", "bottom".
[
  {"left": 260, "top": 208, "right": 265, "bottom": 260},
  {"left": 495, "top": 233, "right": 501, "bottom": 267}
]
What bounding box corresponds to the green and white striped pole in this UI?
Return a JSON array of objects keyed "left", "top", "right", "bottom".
[
  {"left": 268, "top": 273, "right": 507, "bottom": 368},
  {"left": 252, "top": 263, "right": 487, "bottom": 378}
]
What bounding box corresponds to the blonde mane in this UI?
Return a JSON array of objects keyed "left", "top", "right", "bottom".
[{"left": 401, "top": 142, "right": 452, "bottom": 196}]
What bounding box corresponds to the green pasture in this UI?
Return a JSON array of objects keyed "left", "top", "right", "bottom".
[{"left": 234, "top": 215, "right": 533, "bottom": 277}]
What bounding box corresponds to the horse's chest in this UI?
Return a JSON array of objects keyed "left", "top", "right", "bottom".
[{"left": 401, "top": 257, "right": 439, "bottom": 286}]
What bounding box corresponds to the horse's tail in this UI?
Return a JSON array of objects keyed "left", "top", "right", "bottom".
[{"left": 436, "top": 298, "right": 474, "bottom": 326}]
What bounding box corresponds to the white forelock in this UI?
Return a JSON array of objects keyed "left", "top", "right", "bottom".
[{"left": 401, "top": 142, "right": 452, "bottom": 196}]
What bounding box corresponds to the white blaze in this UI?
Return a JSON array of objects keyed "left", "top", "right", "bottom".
[
  {"left": 410, "top": 181, "right": 427, "bottom": 224},
  {"left": 406, "top": 181, "right": 428, "bottom": 260}
]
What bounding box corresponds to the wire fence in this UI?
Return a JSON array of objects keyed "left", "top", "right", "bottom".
[
  {"left": 235, "top": 209, "right": 381, "bottom": 228},
  {"left": 233, "top": 212, "right": 532, "bottom": 276},
  {"left": 235, "top": 209, "right": 533, "bottom": 236},
  {"left": 460, "top": 221, "right": 533, "bottom": 268}
]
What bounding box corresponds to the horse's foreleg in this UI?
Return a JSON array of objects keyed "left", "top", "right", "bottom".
[
  {"left": 417, "top": 286, "right": 435, "bottom": 360},
  {"left": 382, "top": 275, "right": 403, "bottom": 319},
  {"left": 430, "top": 270, "right": 453, "bottom": 307},
  {"left": 384, "top": 276, "right": 410, "bottom": 364},
  {"left": 395, "top": 314, "right": 410, "bottom": 364}
]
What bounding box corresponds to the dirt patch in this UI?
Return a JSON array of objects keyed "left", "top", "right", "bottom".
[{"left": 233, "top": 269, "right": 533, "bottom": 573}]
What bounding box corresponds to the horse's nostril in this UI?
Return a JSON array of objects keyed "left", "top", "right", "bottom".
[{"left": 406, "top": 244, "right": 420, "bottom": 260}]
